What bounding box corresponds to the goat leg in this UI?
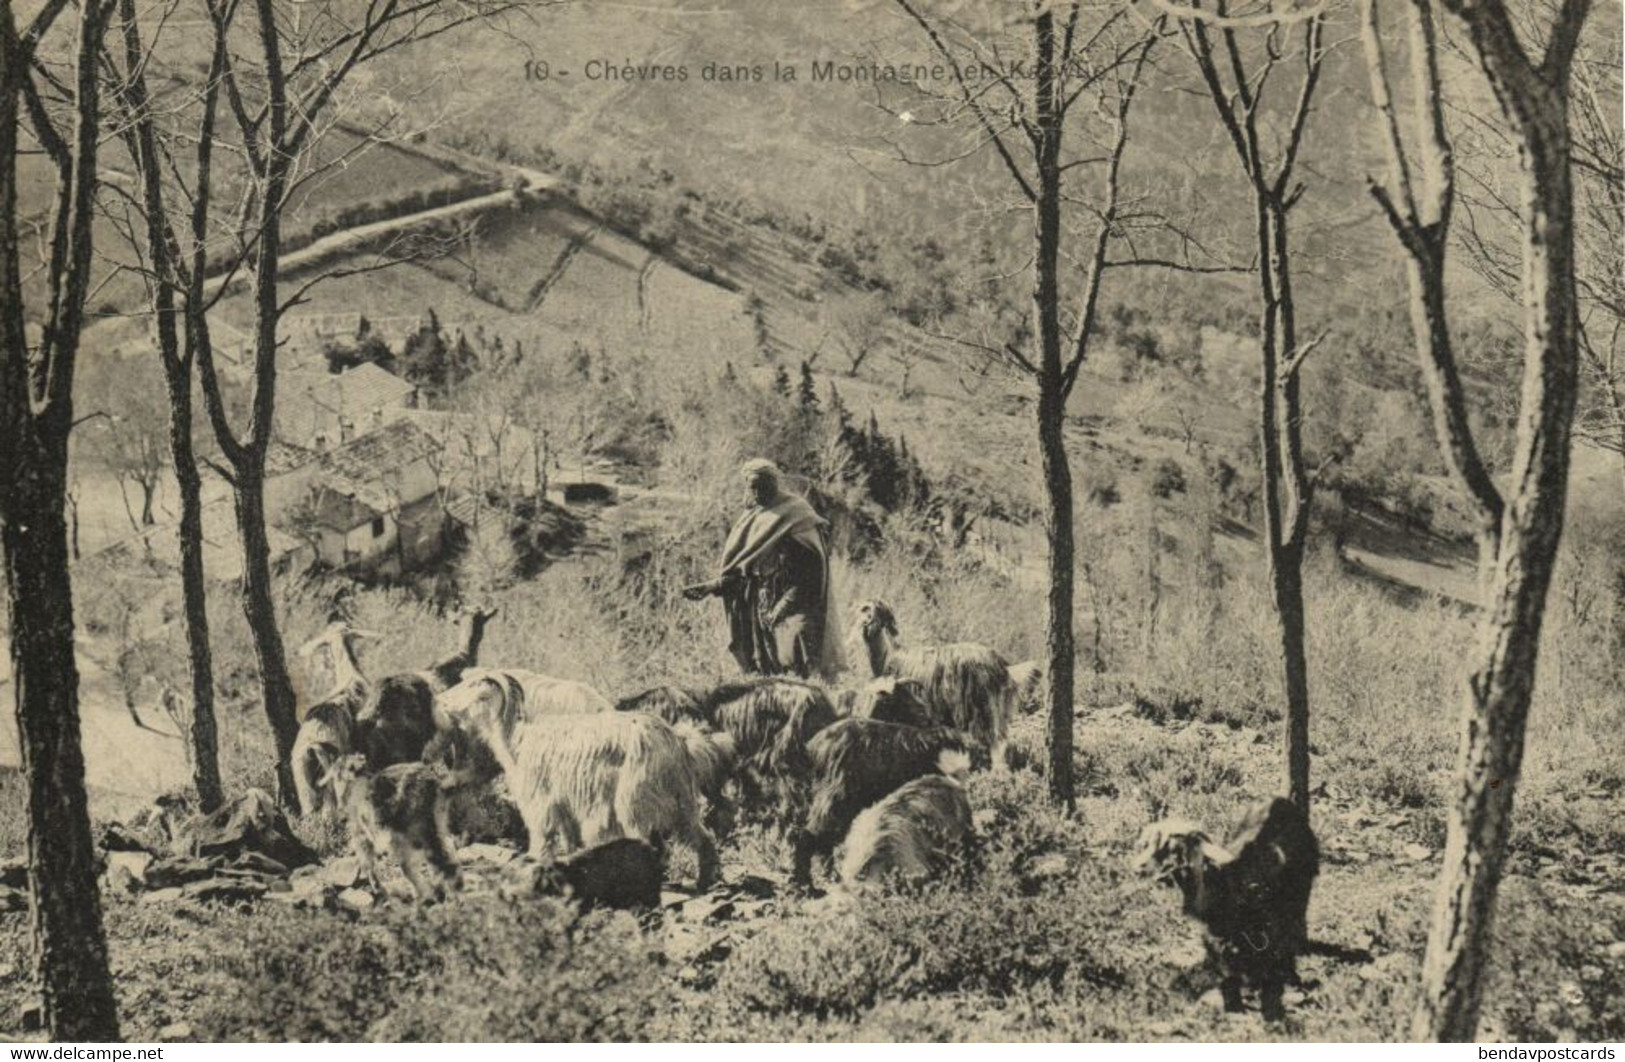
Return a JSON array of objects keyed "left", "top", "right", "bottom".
[
  {"left": 1259, "top": 978, "right": 1286, "bottom": 1023},
  {"left": 398, "top": 844, "right": 436, "bottom": 904},
  {"left": 354, "top": 832, "right": 384, "bottom": 896},
  {"left": 1220, "top": 976, "right": 1244, "bottom": 1014},
  {"left": 704, "top": 792, "right": 737, "bottom": 842},
  {"left": 687, "top": 823, "right": 722, "bottom": 891},
  {"left": 789, "top": 828, "right": 815, "bottom": 890}
]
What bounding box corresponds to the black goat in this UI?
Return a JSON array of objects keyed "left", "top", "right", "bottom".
[
  {"left": 704, "top": 677, "right": 836, "bottom": 815},
  {"left": 357, "top": 607, "right": 497, "bottom": 770},
  {"left": 516, "top": 837, "right": 664, "bottom": 911},
  {"left": 1134, "top": 796, "right": 1320, "bottom": 1022},
  {"left": 851, "top": 676, "right": 937, "bottom": 730}
]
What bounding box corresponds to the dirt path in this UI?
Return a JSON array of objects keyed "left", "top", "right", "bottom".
[
  {"left": 202, "top": 187, "right": 524, "bottom": 300},
  {"left": 0, "top": 648, "right": 191, "bottom": 815}
]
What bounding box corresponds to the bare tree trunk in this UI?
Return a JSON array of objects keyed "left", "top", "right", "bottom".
[
  {"left": 115, "top": 478, "right": 142, "bottom": 534},
  {"left": 1594, "top": 372, "right": 1625, "bottom": 498},
  {"left": 1270, "top": 538, "right": 1311, "bottom": 805},
  {"left": 0, "top": 0, "right": 120, "bottom": 1035},
  {"left": 235, "top": 467, "right": 300, "bottom": 805},
  {"left": 1362, "top": 0, "right": 1591, "bottom": 1038},
  {"left": 885, "top": 1, "right": 1160, "bottom": 806},
  {"left": 1079, "top": 559, "right": 1107, "bottom": 674},
  {"left": 114, "top": 0, "right": 223, "bottom": 810},
  {"left": 1141, "top": 506, "right": 1162, "bottom": 659},
  {"left": 1265, "top": 198, "right": 1313, "bottom": 814},
  {"left": 190, "top": 0, "right": 301, "bottom": 810},
  {"left": 1255, "top": 193, "right": 1310, "bottom": 813},
  {"left": 2, "top": 454, "right": 122, "bottom": 1040},
  {"left": 1039, "top": 387, "right": 1077, "bottom": 807},
  {"left": 1179, "top": 6, "right": 1323, "bottom": 819},
  {"left": 1033, "top": 9, "right": 1075, "bottom": 810},
  {"left": 168, "top": 368, "right": 223, "bottom": 811},
  {"left": 1415, "top": 104, "right": 1580, "bottom": 1045},
  {"left": 67, "top": 488, "right": 80, "bottom": 560}
]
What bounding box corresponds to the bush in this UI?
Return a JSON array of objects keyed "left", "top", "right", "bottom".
[
  {"left": 723, "top": 876, "right": 1134, "bottom": 1021},
  {"left": 1149, "top": 458, "right": 1187, "bottom": 499},
  {"left": 718, "top": 771, "right": 1126, "bottom": 1020},
  {"left": 191, "top": 897, "right": 666, "bottom": 1041}
]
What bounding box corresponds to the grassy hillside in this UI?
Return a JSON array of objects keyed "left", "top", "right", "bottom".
[
  {"left": 4, "top": 395, "right": 1621, "bottom": 1037},
  {"left": 384, "top": 1, "right": 1450, "bottom": 318}
]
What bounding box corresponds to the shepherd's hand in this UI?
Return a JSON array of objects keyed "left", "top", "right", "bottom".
[{"left": 682, "top": 583, "right": 714, "bottom": 601}]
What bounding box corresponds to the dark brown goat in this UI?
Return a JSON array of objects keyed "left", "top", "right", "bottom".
[
  {"left": 514, "top": 837, "right": 664, "bottom": 911},
  {"left": 851, "top": 676, "right": 937, "bottom": 730},
  {"left": 1134, "top": 797, "right": 1320, "bottom": 1022},
  {"left": 325, "top": 754, "right": 464, "bottom": 902},
  {"left": 357, "top": 607, "right": 497, "bottom": 770},
  {"left": 703, "top": 678, "right": 836, "bottom": 814},
  {"left": 791, "top": 718, "right": 977, "bottom": 888}
]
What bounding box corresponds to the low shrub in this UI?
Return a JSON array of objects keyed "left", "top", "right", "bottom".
[
  {"left": 1149, "top": 458, "right": 1188, "bottom": 499},
  {"left": 191, "top": 897, "right": 665, "bottom": 1041},
  {"left": 718, "top": 771, "right": 1125, "bottom": 1019}
]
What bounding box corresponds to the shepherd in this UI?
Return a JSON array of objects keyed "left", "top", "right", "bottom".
[{"left": 684, "top": 459, "right": 842, "bottom": 681}]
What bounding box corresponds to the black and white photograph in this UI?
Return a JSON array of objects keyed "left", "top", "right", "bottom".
[{"left": 0, "top": 0, "right": 1620, "bottom": 1044}]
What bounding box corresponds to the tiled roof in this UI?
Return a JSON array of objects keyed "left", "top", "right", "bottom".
[
  {"left": 280, "top": 362, "right": 416, "bottom": 434},
  {"left": 318, "top": 418, "right": 439, "bottom": 481},
  {"left": 266, "top": 439, "right": 317, "bottom": 476},
  {"left": 384, "top": 408, "right": 537, "bottom": 457},
  {"left": 295, "top": 419, "right": 442, "bottom": 527},
  {"left": 443, "top": 491, "right": 479, "bottom": 527}
]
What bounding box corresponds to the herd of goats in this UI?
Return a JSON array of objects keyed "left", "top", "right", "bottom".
[{"left": 290, "top": 598, "right": 1321, "bottom": 1021}]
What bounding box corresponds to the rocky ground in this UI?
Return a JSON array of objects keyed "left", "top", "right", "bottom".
[{"left": 3, "top": 691, "right": 1618, "bottom": 1042}]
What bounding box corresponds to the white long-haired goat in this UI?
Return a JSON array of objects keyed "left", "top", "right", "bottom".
[
  {"left": 850, "top": 600, "right": 1036, "bottom": 758},
  {"left": 454, "top": 695, "right": 724, "bottom": 889}
]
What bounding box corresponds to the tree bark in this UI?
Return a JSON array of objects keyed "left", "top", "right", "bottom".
[
  {"left": 1032, "top": 9, "right": 1075, "bottom": 810},
  {"left": 1270, "top": 536, "right": 1311, "bottom": 808},
  {"left": 1039, "top": 381, "right": 1077, "bottom": 807},
  {"left": 1180, "top": 7, "right": 1322, "bottom": 819},
  {"left": 1265, "top": 198, "right": 1313, "bottom": 815},
  {"left": 114, "top": 0, "right": 224, "bottom": 810},
  {"left": 67, "top": 490, "right": 80, "bottom": 560},
  {"left": 167, "top": 363, "right": 224, "bottom": 811},
  {"left": 210, "top": 0, "right": 300, "bottom": 811},
  {"left": 184, "top": 0, "right": 299, "bottom": 810},
  {"left": 1414, "top": 90, "right": 1580, "bottom": 1044},
  {"left": 1251, "top": 192, "right": 1313, "bottom": 813},
  {"left": 0, "top": 0, "right": 121, "bottom": 1037},
  {"left": 1, "top": 448, "right": 122, "bottom": 1041},
  {"left": 1359, "top": 0, "right": 1592, "bottom": 1036},
  {"left": 234, "top": 467, "right": 300, "bottom": 805}
]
